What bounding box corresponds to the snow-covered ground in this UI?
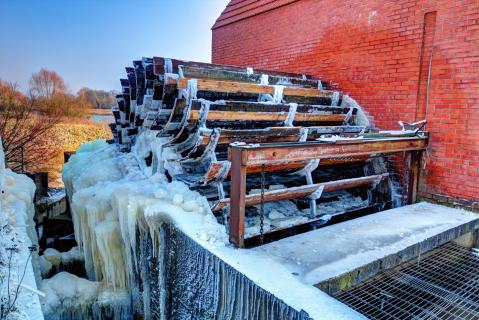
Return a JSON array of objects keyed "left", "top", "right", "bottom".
[
  {"left": 61, "top": 137, "right": 365, "bottom": 319},
  {"left": 0, "top": 141, "right": 44, "bottom": 320}
]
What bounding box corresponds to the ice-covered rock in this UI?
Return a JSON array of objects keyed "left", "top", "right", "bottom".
[
  {"left": 0, "top": 138, "right": 43, "bottom": 319},
  {"left": 42, "top": 248, "right": 62, "bottom": 267},
  {"left": 40, "top": 272, "right": 100, "bottom": 319}
]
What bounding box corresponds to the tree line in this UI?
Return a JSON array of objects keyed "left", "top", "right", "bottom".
[{"left": 0, "top": 68, "right": 116, "bottom": 173}]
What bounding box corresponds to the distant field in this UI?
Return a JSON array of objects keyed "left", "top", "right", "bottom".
[{"left": 38, "top": 117, "right": 112, "bottom": 187}]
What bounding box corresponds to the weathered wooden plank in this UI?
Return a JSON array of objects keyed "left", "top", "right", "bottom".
[
  {"left": 233, "top": 138, "right": 428, "bottom": 166},
  {"left": 229, "top": 148, "right": 247, "bottom": 248},
  {"left": 191, "top": 100, "right": 351, "bottom": 114},
  {"left": 408, "top": 150, "right": 421, "bottom": 204},
  {"left": 153, "top": 56, "right": 312, "bottom": 79},
  {"left": 206, "top": 157, "right": 368, "bottom": 178},
  {"left": 188, "top": 110, "right": 345, "bottom": 122},
  {"left": 188, "top": 125, "right": 367, "bottom": 149},
  {"left": 180, "top": 65, "right": 323, "bottom": 88},
  {"left": 199, "top": 133, "right": 301, "bottom": 147},
  {"left": 177, "top": 78, "right": 335, "bottom": 98},
  {"left": 212, "top": 174, "right": 389, "bottom": 212},
  {"left": 244, "top": 157, "right": 369, "bottom": 174}
]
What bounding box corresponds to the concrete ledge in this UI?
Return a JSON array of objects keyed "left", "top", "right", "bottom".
[
  {"left": 317, "top": 220, "right": 479, "bottom": 294},
  {"left": 252, "top": 202, "right": 479, "bottom": 295}
]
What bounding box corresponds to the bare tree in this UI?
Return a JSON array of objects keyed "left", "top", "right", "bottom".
[
  {"left": 0, "top": 81, "right": 58, "bottom": 173},
  {"left": 29, "top": 68, "right": 66, "bottom": 99},
  {"left": 78, "top": 87, "right": 116, "bottom": 109}
]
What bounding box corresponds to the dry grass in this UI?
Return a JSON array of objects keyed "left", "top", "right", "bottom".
[{"left": 36, "top": 118, "right": 112, "bottom": 187}]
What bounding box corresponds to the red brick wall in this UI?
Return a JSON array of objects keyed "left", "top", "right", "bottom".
[{"left": 212, "top": 0, "right": 479, "bottom": 203}]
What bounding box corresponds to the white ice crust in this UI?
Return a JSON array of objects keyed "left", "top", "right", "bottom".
[
  {"left": 60, "top": 139, "right": 365, "bottom": 320},
  {"left": 0, "top": 138, "right": 43, "bottom": 320}
]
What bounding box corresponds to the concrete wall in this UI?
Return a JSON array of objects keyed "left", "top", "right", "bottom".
[
  {"left": 131, "top": 225, "right": 313, "bottom": 319},
  {"left": 212, "top": 0, "right": 479, "bottom": 205}
]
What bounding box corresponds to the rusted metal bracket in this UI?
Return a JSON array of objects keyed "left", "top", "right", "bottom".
[{"left": 228, "top": 137, "right": 428, "bottom": 248}]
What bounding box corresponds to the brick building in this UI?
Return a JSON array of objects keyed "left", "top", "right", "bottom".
[{"left": 212, "top": 0, "right": 479, "bottom": 206}]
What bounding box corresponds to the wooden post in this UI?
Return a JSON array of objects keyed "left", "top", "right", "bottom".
[
  {"left": 229, "top": 147, "right": 247, "bottom": 248},
  {"left": 33, "top": 172, "right": 49, "bottom": 202},
  {"left": 408, "top": 151, "right": 421, "bottom": 204}
]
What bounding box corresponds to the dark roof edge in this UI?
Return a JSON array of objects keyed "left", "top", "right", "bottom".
[{"left": 212, "top": 0, "right": 302, "bottom": 30}]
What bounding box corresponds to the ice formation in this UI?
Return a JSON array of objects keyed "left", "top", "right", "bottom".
[
  {"left": 39, "top": 246, "right": 84, "bottom": 278},
  {"left": 42, "top": 248, "right": 62, "bottom": 267},
  {"left": 40, "top": 272, "right": 100, "bottom": 319},
  {"left": 59, "top": 138, "right": 365, "bottom": 319},
  {"left": 341, "top": 94, "right": 371, "bottom": 127},
  {"left": 0, "top": 139, "right": 43, "bottom": 319}
]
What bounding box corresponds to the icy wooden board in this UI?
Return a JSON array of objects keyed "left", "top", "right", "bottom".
[{"left": 252, "top": 202, "right": 479, "bottom": 286}]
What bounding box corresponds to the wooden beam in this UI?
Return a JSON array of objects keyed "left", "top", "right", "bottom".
[
  {"left": 180, "top": 65, "right": 322, "bottom": 89},
  {"left": 189, "top": 110, "right": 345, "bottom": 122},
  {"left": 176, "top": 78, "right": 335, "bottom": 98},
  {"left": 205, "top": 157, "right": 369, "bottom": 182},
  {"left": 153, "top": 56, "right": 312, "bottom": 79},
  {"left": 408, "top": 150, "right": 421, "bottom": 204},
  {"left": 233, "top": 137, "right": 428, "bottom": 166},
  {"left": 244, "top": 157, "right": 369, "bottom": 174},
  {"left": 229, "top": 148, "right": 247, "bottom": 248},
  {"left": 198, "top": 126, "right": 366, "bottom": 147},
  {"left": 212, "top": 174, "right": 389, "bottom": 212}
]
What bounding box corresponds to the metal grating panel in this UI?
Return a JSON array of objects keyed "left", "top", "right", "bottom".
[{"left": 334, "top": 242, "right": 479, "bottom": 319}]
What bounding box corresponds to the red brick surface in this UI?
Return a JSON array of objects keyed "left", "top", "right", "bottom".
[{"left": 212, "top": 0, "right": 479, "bottom": 202}]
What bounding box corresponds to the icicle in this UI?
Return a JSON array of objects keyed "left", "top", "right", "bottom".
[
  {"left": 284, "top": 103, "right": 297, "bottom": 127},
  {"left": 164, "top": 58, "right": 173, "bottom": 74},
  {"left": 257, "top": 75, "right": 273, "bottom": 102},
  {"left": 187, "top": 79, "right": 198, "bottom": 102},
  {"left": 93, "top": 288, "right": 132, "bottom": 320},
  {"left": 95, "top": 220, "right": 129, "bottom": 290},
  {"left": 198, "top": 99, "right": 211, "bottom": 127},
  {"left": 299, "top": 128, "right": 309, "bottom": 142},
  {"left": 318, "top": 80, "right": 323, "bottom": 91},
  {"left": 273, "top": 85, "right": 285, "bottom": 103},
  {"left": 331, "top": 91, "right": 340, "bottom": 106},
  {"left": 260, "top": 74, "right": 269, "bottom": 85},
  {"left": 178, "top": 65, "right": 184, "bottom": 78}
]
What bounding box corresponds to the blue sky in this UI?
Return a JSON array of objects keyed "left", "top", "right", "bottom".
[{"left": 0, "top": 0, "right": 229, "bottom": 93}]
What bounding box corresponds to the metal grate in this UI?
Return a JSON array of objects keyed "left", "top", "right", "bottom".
[{"left": 334, "top": 242, "right": 479, "bottom": 319}]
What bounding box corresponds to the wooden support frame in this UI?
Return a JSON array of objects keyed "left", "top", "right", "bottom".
[
  {"left": 229, "top": 148, "right": 247, "bottom": 248},
  {"left": 408, "top": 150, "right": 421, "bottom": 205},
  {"left": 228, "top": 137, "right": 428, "bottom": 248}
]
